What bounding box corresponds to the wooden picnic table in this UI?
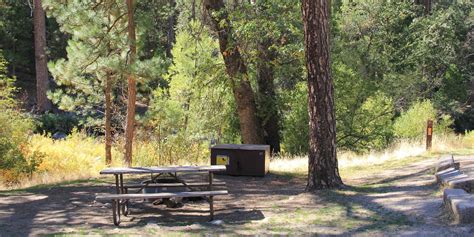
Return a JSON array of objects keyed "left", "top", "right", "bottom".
[{"left": 96, "top": 165, "right": 228, "bottom": 226}]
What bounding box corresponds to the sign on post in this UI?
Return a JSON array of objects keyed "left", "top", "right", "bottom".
[{"left": 426, "top": 120, "right": 433, "bottom": 150}]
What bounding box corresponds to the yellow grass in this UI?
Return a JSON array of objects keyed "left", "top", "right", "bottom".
[
  {"left": 1, "top": 132, "right": 472, "bottom": 190},
  {"left": 14, "top": 132, "right": 123, "bottom": 189},
  {"left": 1, "top": 131, "right": 210, "bottom": 189},
  {"left": 270, "top": 133, "right": 474, "bottom": 175}
]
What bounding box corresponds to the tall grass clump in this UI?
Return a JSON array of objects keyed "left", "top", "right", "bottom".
[
  {"left": 133, "top": 132, "right": 210, "bottom": 167},
  {"left": 2, "top": 128, "right": 211, "bottom": 189},
  {"left": 24, "top": 130, "right": 122, "bottom": 187}
]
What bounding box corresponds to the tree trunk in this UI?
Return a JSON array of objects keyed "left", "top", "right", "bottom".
[
  {"left": 302, "top": 0, "right": 343, "bottom": 190},
  {"left": 202, "top": 0, "right": 264, "bottom": 144},
  {"left": 105, "top": 72, "right": 113, "bottom": 166},
  {"left": 415, "top": 0, "right": 431, "bottom": 15},
  {"left": 166, "top": 0, "right": 177, "bottom": 58},
  {"left": 191, "top": 0, "right": 196, "bottom": 20},
  {"left": 423, "top": 0, "right": 431, "bottom": 15},
  {"left": 256, "top": 39, "right": 281, "bottom": 153},
  {"left": 124, "top": 0, "right": 137, "bottom": 167},
  {"left": 33, "top": 0, "right": 52, "bottom": 113}
]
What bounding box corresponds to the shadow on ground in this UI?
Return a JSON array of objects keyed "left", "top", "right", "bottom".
[{"left": 1, "top": 159, "right": 472, "bottom": 235}]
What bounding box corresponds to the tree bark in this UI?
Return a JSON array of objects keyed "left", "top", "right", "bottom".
[
  {"left": 105, "top": 72, "right": 113, "bottom": 166},
  {"left": 415, "top": 0, "right": 431, "bottom": 15},
  {"left": 423, "top": 0, "right": 431, "bottom": 15},
  {"left": 124, "top": 0, "right": 137, "bottom": 167},
  {"left": 33, "top": 0, "right": 52, "bottom": 113},
  {"left": 302, "top": 0, "right": 343, "bottom": 190},
  {"left": 166, "top": 0, "right": 177, "bottom": 58},
  {"left": 202, "top": 0, "right": 264, "bottom": 144},
  {"left": 256, "top": 39, "right": 281, "bottom": 153},
  {"left": 191, "top": 0, "right": 196, "bottom": 20}
]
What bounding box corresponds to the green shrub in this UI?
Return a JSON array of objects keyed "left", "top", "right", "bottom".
[
  {"left": 0, "top": 52, "right": 42, "bottom": 185},
  {"left": 34, "top": 112, "right": 79, "bottom": 135},
  {"left": 394, "top": 100, "right": 453, "bottom": 139},
  {"left": 281, "top": 82, "right": 309, "bottom": 155},
  {"left": 281, "top": 80, "right": 394, "bottom": 154},
  {"left": 337, "top": 92, "right": 394, "bottom": 152}
]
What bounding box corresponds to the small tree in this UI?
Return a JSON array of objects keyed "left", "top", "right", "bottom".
[
  {"left": 45, "top": 0, "right": 130, "bottom": 166},
  {"left": 123, "top": 0, "right": 138, "bottom": 167}
]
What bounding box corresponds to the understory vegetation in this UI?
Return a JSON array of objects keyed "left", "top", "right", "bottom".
[
  {"left": 0, "top": 131, "right": 471, "bottom": 189},
  {"left": 0, "top": 1, "right": 473, "bottom": 187}
]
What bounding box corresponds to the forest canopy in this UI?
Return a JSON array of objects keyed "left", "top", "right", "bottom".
[{"left": 0, "top": 0, "right": 472, "bottom": 185}]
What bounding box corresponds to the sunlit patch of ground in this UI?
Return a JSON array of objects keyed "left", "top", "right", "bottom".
[{"left": 1, "top": 136, "right": 473, "bottom": 235}]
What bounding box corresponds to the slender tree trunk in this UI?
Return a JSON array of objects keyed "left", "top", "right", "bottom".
[
  {"left": 33, "top": 0, "right": 51, "bottom": 113},
  {"left": 124, "top": 0, "right": 137, "bottom": 167},
  {"left": 415, "top": 0, "right": 431, "bottom": 15},
  {"left": 202, "top": 0, "right": 264, "bottom": 144},
  {"left": 166, "top": 0, "right": 177, "bottom": 58},
  {"left": 105, "top": 72, "right": 113, "bottom": 166},
  {"left": 302, "top": 0, "right": 343, "bottom": 190},
  {"left": 191, "top": 0, "right": 196, "bottom": 20},
  {"left": 256, "top": 39, "right": 281, "bottom": 153},
  {"left": 423, "top": 0, "right": 431, "bottom": 15}
]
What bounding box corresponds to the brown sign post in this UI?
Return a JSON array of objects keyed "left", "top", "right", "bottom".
[{"left": 426, "top": 120, "right": 433, "bottom": 150}]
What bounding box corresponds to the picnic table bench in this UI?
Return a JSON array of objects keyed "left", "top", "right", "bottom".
[{"left": 96, "top": 165, "right": 228, "bottom": 226}]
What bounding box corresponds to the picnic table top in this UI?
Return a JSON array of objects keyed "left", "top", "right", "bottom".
[{"left": 100, "top": 165, "right": 226, "bottom": 175}]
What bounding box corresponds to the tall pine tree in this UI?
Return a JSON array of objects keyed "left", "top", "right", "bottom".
[{"left": 302, "top": 0, "right": 343, "bottom": 190}]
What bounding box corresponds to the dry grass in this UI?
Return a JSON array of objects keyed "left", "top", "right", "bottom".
[
  {"left": 270, "top": 133, "right": 474, "bottom": 175},
  {"left": 1, "top": 131, "right": 210, "bottom": 190},
  {"left": 8, "top": 133, "right": 123, "bottom": 189},
  {"left": 2, "top": 132, "right": 472, "bottom": 190}
]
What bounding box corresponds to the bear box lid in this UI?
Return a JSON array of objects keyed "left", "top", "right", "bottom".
[{"left": 211, "top": 144, "right": 270, "bottom": 151}]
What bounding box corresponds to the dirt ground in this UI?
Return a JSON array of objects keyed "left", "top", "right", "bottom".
[{"left": 1, "top": 157, "right": 474, "bottom": 236}]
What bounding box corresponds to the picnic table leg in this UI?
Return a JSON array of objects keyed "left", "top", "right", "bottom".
[
  {"left": 113, "top": 174, "right": 121, "bottom": 226},
  {"left": 119, "top": 174, "right": 129, "bottom": 216},
  {"left": 209, "top": 171, "right": 214, "bottom": 221}
]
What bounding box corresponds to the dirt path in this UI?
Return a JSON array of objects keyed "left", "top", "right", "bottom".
[
  {"left": 344, "top": 158, "right": 473, "bottom": 236},
  {"left": 1, "top": 157, "right": 474, "bottom": 236}
]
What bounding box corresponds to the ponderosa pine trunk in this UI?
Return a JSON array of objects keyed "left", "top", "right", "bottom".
[
  {"left": 105, "top": 72, "right": 112, "bottom": 166},
  {"left": 33, "top": 0, "right": 52, "bottom": 113},
  {"left": 124, "top": 0, "right": 137, "bottom": 167},
  {"left": 202, "top": 0, "right": 264, "bottom": 144},
  {"left": 302, "top": 0, "right": 343, "bottom": 190},
  {"left": 256, "top": 39, "right": 281, "bottom": 153}
]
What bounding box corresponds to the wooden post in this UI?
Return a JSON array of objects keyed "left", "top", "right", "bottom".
[{"left": 426, "top": 120, "right": 433, "bottom": 150}]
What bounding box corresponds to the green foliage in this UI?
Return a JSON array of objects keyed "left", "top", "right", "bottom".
[
  {"left": 44, "top": 0, "right": 169, "bottom": 130},
  {"left": 1, "top": 0, "right": 471, "bottom": 163},
  {"left": 142, "top": 20, "right": 242, "bottom": 164},
  {"left": 281, "top": 82, "right": 308, "bottom": 155},
  {"left": 338, "top": 92, "right": 394, "bottom": 152},
  {"left": 0, "top": 0, "right": 35, "bottom": 75},
  {"left": 34, "top": 113, "right": 79, "bottom": 135},
  {"left": 281, "top": 81, "right": 394, "bottom": 154},
  {"left": 335, "top": 1, "right": 472, "bottom": 115},
  {"left": 332, "top": 61, "right": 394, "bottom": 152},
  {"left": 394, "top": 100, "right": 453, "bottom": 139},
  {"left": 0, "top": 52, "right": 41, "bottom": 185},
  {"left": 144, "top": 20, "right": 236, "bottom": 147},
  {"left": 0, "top": 0, "right": 67, "bottom": 79}
]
